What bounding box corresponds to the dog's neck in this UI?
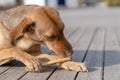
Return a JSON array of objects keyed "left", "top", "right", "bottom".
[{"left": 15, "top": 33, "right": 41, "bottom": 53}]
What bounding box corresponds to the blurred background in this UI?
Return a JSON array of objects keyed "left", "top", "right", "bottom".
[
  {"left": 1, "top": 0, "right": 120, "bottom": 9},
  {"left": 0, "top": 0, "right": 120, "bottom": 28}
]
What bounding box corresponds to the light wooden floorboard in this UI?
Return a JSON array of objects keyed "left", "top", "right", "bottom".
[
  {"left": 77, "top": 28, "right": 105, "bottom": 80},
  {"left": 104, "top": 28, "right": 120, "bottom": 80},
  {"left": 0, "top": 63, "right": 26, "bottom": 80}
]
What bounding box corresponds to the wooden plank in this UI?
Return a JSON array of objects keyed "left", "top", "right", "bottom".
[
  {"left": 64, "top": 27, "right": 77, "bottom": 38},
  {"left": 0, "top": 61, "right": 18, "bottom": 74},
  {"left": 0, "top": 66, "right": 10, "bottom": 74},
  {"left": 48, "top": 28, "right": 96, "bottom": 80},
  {"left": 67, "top": 27, "right": 85, "bottom": 47},
  {"left": 20, "top": 66, "right": 56, "bottom": 80},
  {"left": 104, "top": 28, "right": 120, "bottom": 80},
  {"left": 0, "top": 62, "right": 55, "bottom": 80},
  {"left": 73, "top": 28, "right": 96, "bottom": 62},
  {"left": 0, "top": 62, "right": 26, "bottom": 80},
  {"left": 76, "top": 28, "right": 105, "bottom": 80},
  {"left": 48, "top": 70, "right": 76, "bottom": 80}
]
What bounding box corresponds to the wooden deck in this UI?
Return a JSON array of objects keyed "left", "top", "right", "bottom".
[{"left": 0, "top": 27, "right": 120, "bottom": 80}]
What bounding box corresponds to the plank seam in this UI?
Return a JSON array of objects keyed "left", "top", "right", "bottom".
[
  {"left": 0, "top": 61, "right": 19, "bottom": 75},
  {"left": 82, "top": 28, "right": 98, "bottom": 62},
  {"left": 46, "top": 67, "right": 58, "bottom": 80},
  {"left": 102, "top": 28, "right": 106, "bottom": 80},
  {"left": 74, "top": 28, "right": 98, "bottom": 80},
  {"left": 17, "top": 72, "right": 28, "bottom": 80}
]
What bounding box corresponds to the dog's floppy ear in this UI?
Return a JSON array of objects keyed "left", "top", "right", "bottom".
[
  {"left": 42, "top": 6, "right": 64, "bottom": 30},
  {"left": 10, "top": 17, "right": 33, "bottom": 45}
]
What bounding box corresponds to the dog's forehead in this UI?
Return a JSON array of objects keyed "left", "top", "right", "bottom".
[
  {"left": 44, "top": 28, "right": 57, "bottom": 36},
  {"left": 31, "top": 7, "right": 64, "bottom": 30}
]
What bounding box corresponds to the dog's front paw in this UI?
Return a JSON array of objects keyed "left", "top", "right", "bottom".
[
  {"left": 61, "top": 61, "right": 88, "bottom": 72},
  {"left": 24, "top": 57, "right": 43, "bottom": 72}
]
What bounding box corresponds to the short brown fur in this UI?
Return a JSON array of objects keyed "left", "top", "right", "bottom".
[{"left": 0, "top": 5, "right": 87, "bottom": 72}]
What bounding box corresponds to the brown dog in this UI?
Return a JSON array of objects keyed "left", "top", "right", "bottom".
[{"left": 0, "top": 5, "right": 87, "bottom": 72}]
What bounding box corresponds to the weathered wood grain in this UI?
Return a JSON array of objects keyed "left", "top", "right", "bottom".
[
  {"left": 0, "top": 62, "right": 26, "bottom": 80},
  {"left": 20, "top": 66, "right": 56, "bottom": 80},
  {"left": 104, "top": 28, "right": 120, "bottom": 80},
  {"left": 76, "top": 28, "right": 105, "bottom": 80},
  {"left": 0, "top": 61, "right": 18, "bottom": 74}
]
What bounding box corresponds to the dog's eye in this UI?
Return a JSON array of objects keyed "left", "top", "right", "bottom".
[
  {"left": 25, "top": 22, "right": 35, "bottom": 32},
  {"left": 29, "top": 22, "right": 35, "bottom": 29},
  {"left": 31, "top": 22, "right": 35, "bottom": 28},
  {"left": 48, "top": 35, "right": 56, "bottom": 40}
]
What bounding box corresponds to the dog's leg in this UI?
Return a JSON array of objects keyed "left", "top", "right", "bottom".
[
  {"left": 0, "top": 47, "right": 42, "bottom": 72},
  {"left": 36, "top": 53, "right": 88, "bottom": 72}
]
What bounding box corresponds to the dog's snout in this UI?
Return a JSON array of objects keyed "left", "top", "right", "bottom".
[
  {"left": 67, "top": 48, "right": 73, "bottom": 56},
  {"left": 45, "top": 33, "right": 73, "bottom": 58},
  {"left": 64, "top": 43, "right": 73, "bottom": 58}
]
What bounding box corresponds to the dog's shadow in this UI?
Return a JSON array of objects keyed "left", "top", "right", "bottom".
[{"left": 1, "top": 47, "right": 120, "bottom": 72}]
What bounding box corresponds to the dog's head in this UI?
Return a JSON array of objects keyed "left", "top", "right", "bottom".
[{"left": 10, "top": 6, "right": 73, "bottom": 58}]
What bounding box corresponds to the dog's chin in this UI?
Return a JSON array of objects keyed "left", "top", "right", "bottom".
[
  {"left": 57, "top": 50, "right": 73, "bottom": 59},
  {"left": 30, "top": 39, "right": 42, "bottom": 44},
  {"left": 58, "top": 54, "right": 72, "bottom": 60},
  {"left": 51, "top": 50, "right": 72, "bottom": 59}
]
